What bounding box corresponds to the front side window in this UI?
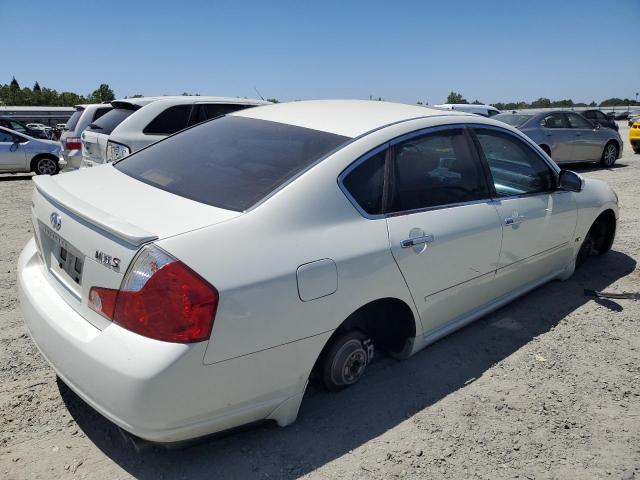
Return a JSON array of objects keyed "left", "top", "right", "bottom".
[
  {"left": 8, "top": 121, "right": 27, "bottom": 134},
  {"left": 388, "top": 129, "right": 490, "bottom": 213},
  {"left": 342, "top": 148, "right": 386, "bottom": 215},
  {"left": 143, "top": 105, "right": 193, "bottom": 135},
  {"left": 116, "top": 116, "right": 350, "bottom": 211},
  {"left": 0, "top": 130, "right": 14, "bottom": 142},
  {"left": 474, "top": 129, "right": 555, "bottom": 196},
  {"left": 566, "top": 113, "right": 593, "bottom": 129},
  {"left": 542, "top": 113, "right": 568, "bottom": 129}
]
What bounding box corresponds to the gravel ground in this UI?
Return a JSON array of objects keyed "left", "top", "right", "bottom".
[{"left": 1, "top": 123, "right": 639, "bottom": 480}]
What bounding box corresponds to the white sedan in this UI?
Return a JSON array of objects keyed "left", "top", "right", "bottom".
[{"left": 18, "top": 100, "right": 618, "bottom": 443}]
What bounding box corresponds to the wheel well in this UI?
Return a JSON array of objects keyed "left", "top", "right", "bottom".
[
  {"left": 540, "top": 144, "right": 551, "bottom": 156},
  {"left": 323, "top": 298, "right": 417, "bottom": 358},
  {"left": 589, "top": 209, "right": 616, "bottom": 253},
  {"left": 30, "top": 153, "right": 58, "bottom": 172}
]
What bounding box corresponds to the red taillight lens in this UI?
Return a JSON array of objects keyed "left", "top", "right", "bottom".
[
  {"left": 88, "top": 246, "right": 218, "bottom": 343},
  {"left": 65, "top": 137, "right": 82, "bottom": 150}
]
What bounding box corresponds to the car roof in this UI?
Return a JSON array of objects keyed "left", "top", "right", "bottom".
[
  {"left": 232, "top": 99, "right": 468, "bottom": 137},
  {"left": 110, "top": 96, "right": 269, "bottom": 109}
]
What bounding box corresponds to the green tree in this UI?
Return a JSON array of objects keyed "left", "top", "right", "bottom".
[
  {"left": 10, "top": 77, "right": 19, "bottom": 89},
  {"left": 33, "top": 81, "right": 41, "bottom": 92},
  {"left": 531, "top": 97, "right": 552, "bottom": 108},
  {"left": 90, "top": 84, "right": 115, "bottom": 103},
  {"left": 266, "top": 98, "right": 280, "bottom": 103},
  {"left": 446, "top": 91, "right": 467, "bottom": 104}
]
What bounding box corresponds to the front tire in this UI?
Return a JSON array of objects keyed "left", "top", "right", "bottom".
[
  {"left": 321, "top": 330, "right": 373, "bottom": 392},
  {"left": 33, "top": 156, "right": 59, "bottom": 175},
  {"left": 600, "top": 142, "right": 618, "bottom": 168}
]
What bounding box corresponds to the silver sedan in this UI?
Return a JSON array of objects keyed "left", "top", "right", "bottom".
[
  {"left": 494, "top": 111, "right": 623, "bottom": 167},
  {"left": 0, "top": 126, "right": 61, "bottom": 175}
]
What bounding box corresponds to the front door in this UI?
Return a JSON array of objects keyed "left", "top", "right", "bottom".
[
  {"left": 565, "top": 112, "right": 602, "bottom": 161},
  {"left": 472, "top": 127, "right": 577, "bottom": 293},
  {"left": 385, "top": 127, "right": 502, "bottom": 333},
  {"left": 0, "top": 130, "right": 26, "bottom": 170}
]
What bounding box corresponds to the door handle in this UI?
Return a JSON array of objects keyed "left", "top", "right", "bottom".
[
  {"left": 504, "top": 215, "right": 525, "bottom": 226},
  {"left": 400, "top": 234, "right": 434, "bottom": 248}
]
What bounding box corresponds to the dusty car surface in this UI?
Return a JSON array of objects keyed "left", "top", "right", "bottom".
[{"left": 18, "top": 100, "right": 618, "bottom": 443}]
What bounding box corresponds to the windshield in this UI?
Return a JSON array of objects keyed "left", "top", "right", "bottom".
[
  {"left": 493, "top": 114, "right": 533, "bottom": 127},
  {"left": 64, "top": 109, "right": 83, "bottom": 131},
  {"left": 87, "top": 107, "right": 136, "bottom": 134},
  {"left": 116, "top": 116, "right": 351, "bottom": 211}
]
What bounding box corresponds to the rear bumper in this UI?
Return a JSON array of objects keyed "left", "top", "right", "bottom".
[
  {"left": 18, "top": 239, "right": 318, "bottom": 442},
  {"left": 60, "top": 150, "right": 82, "bottom": 171}
]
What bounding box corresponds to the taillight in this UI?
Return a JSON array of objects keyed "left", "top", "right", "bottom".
[
  {"left": 88, "top": 245, "right": 218, "bottom": 343},
  {"left": 65, "top": 137, "right": 82, "bottom": 150}
]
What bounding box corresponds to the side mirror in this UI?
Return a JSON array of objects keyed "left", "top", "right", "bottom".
[{"left": 558, "top": 170, "right": 584, "bottom": 192}]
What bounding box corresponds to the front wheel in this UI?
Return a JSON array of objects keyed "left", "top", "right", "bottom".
[
  {"left": 321, "top": 330, "right": 374, "bottom": 392},
  {"left": 600, "top": 142, "right": 618, "bottom": 167},
  {"left": 33, "top": 156, "right": 59, "bottom": 175}
]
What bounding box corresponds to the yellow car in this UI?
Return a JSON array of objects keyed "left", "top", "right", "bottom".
[{"left": 631, "top": 120, "right": 640, "bottom": 154}]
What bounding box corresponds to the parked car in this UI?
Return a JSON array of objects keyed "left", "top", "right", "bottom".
[
  {"left": 630, "top": 120, "right": 640, "bottom": 154},
  {"left": 493, "top": 111, "right": 623, "bottom": 167},
  {"left": 18, "top": 100, "right": 619, "bottom": 443},
  {"left": 103, "top": 96, "right": 269, "bottom": 163},
  {"left": 614, "top": 110, "right": 640, "bottom": 120},
  {"left": 0, "top": 117, "right": 50, "bottom": 139},
  {"left": 627, "top": 112, "right": 640, "bottom": 127},
  {"left": 59, "top": 104, "right": 112, "bottom": 171},
  {"left": 580, "top": 109, "right": 618, "bottom": 131},
  {"left": 0, "top": 126, "right": 61, "bottom": 175},
  {"left": 81, "top": 97, "right": 164, "bottom": 168},
  {"left": 434, "top": 103, "right": 501, "bottom": 117}
]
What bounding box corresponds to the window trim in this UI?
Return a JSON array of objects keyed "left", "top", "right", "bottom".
[
  {"left": 469, "top": 124, "right": 561, "bottom": 199},
  {"left": 338, "top": 124, "right": 497, "bottom": 220}
]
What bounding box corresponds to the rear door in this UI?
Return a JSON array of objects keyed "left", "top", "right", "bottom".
[
  {"left": 541, "top": 113, "right": 573, "bottom": 162},
  {"left": 0, "top": 130, "right": 26, "bottom": 170},
  {"left": 471, "top": 127, "right": 577, "bottom": 293},
  {"left": 385, "top": 126, "right": 502, "bottom": 333},
  {"left": 566, "top": 112, "right": 601, "bottom": 161}
]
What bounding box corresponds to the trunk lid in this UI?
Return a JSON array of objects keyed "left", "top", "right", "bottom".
[
  {"left": 81, "top": 130, "right": 107, "bottom": 165},
  {"left": 31, "top": 164, "right": 241, "bottom": 329}
]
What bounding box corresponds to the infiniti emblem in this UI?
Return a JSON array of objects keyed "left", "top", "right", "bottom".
[{"left": 50, "top": 212, "right": 62, "bottom": 231}]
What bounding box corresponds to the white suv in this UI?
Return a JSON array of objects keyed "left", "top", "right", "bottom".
[
  {"left": 104, "top": 97, "right": 269, "bottom": 163},
  {"left": 59, "top": 104, "right": 112, "bottom": 170}
]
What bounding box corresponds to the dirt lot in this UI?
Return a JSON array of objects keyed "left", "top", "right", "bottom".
[{"left": 1, "top": 123, "right": 639, "bottom": 480}]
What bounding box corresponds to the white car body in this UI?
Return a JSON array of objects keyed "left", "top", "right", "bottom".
[
  {"left": 104, "top": 97, "right": 269, "bottom": 163},
  {"left": 80, "top": 97, "right": 164, "bottom": 168},
  {"left": 59, "top": 104, "right": 113, "bottom": 171},
  {"left": 435, "top": 103, "right": 501, "bottom": 117},
  {"left": 19, "top": 100, "right": 618, "bottom": 443}
]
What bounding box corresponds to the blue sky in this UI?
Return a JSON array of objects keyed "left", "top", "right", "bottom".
[{"left": 5, "top": 0, "right": 639, "bottom": 104}]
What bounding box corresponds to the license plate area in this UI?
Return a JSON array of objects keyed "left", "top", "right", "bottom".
[{"left": 39, "top": 221, "right": 84, "bottom": 297}]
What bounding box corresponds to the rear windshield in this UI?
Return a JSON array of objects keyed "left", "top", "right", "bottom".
[
  {"left": 64, "top": 110, "right": 83, "bottom": 131},
  {"left": 87, "top": 107, "right": 137, "bottom": 135},
  {"left": 116, "top": 116, "right": 350, "bottom": 211},
  {"left": 493, "top": 114, "right": 533, "bottom": 127}
]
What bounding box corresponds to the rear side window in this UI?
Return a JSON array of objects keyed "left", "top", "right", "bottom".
[
  {"left": 474, "top": 129, "right": 555, "bottom": 196},
  {"left": 542, "top": 113, "right": 568, "bottom": 129},
  {"left": 143, "top": 105, "right": 193, "bottom": 135},
  {"left": 388, "top": 129, "right": 489, "bottom": 212},
  {"left": 88, "top": 107, "right": 137, "bottom": 134},
  {"left": 116, "top": 116, "right": 350, "bottom": 211},
  {"left": 342, "top": 148, "right": 386, "bottom": 215},
  {"left": 65, "top": 110, "right": 83, "bottom": 130},
  {"left": 566, "top": 113, "right": 593, "bottom": 129}
]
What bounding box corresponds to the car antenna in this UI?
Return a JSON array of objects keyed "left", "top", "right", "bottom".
[{"left": 254, "top": 87, "right": 265, "bottom": 101}]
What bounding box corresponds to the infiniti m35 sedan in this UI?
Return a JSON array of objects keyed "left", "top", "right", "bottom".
[
  {"left": 494, "top": 110, "right": 623, "bottom": 167},
  {"left": 19, "top": 100, "right": 618, "bottom": 442}
]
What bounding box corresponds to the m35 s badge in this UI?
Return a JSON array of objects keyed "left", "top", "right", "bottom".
[{"left": 95, "top": 250, "right": 121, "bottom": 271}]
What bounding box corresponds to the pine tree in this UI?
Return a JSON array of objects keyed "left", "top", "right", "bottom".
[{"left": 33, "top": 81, "right": 41, "bottom": 92}]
